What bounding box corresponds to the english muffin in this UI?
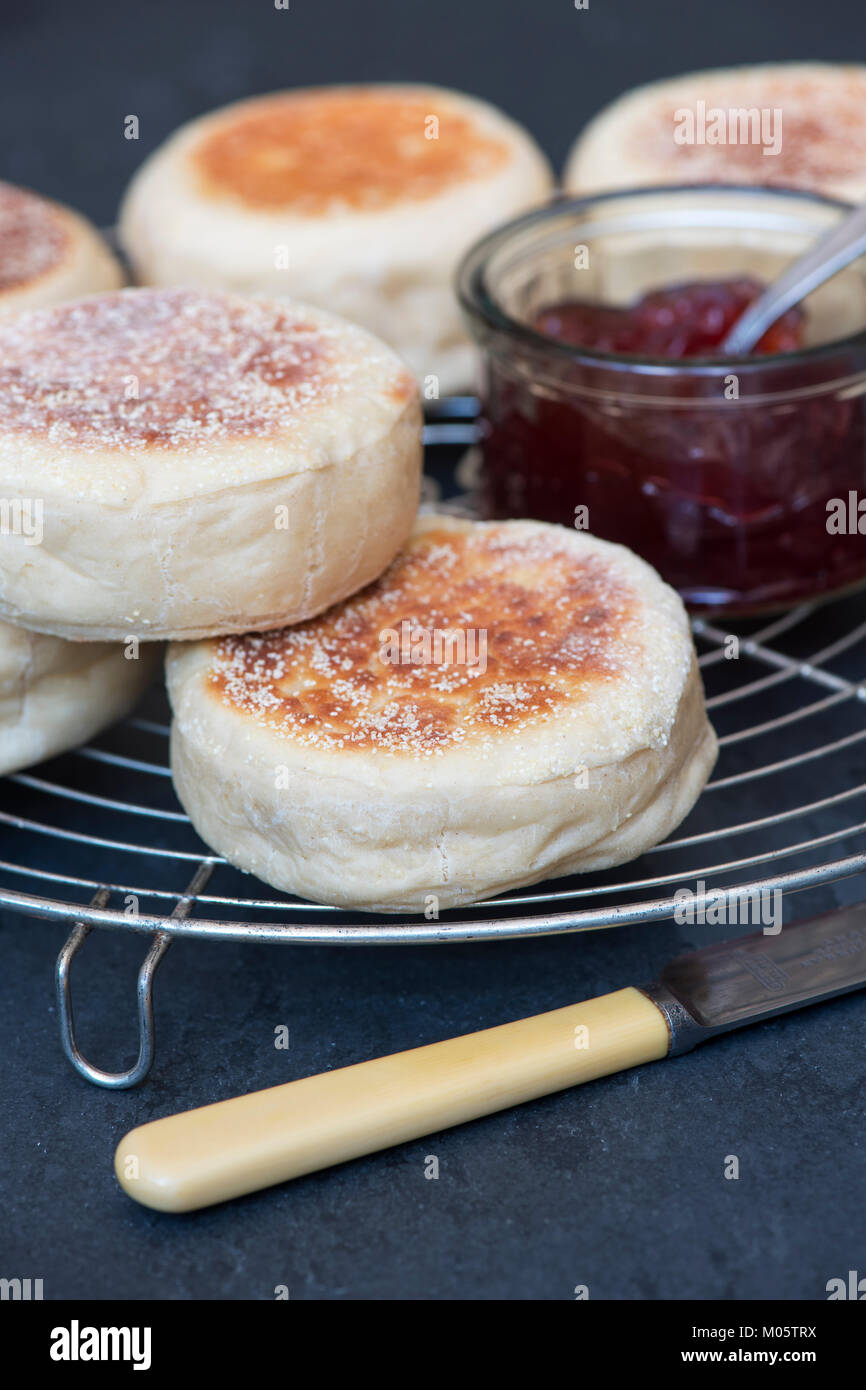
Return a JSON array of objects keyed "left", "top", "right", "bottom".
[
  {"left": 565, "top": 63, "right": 866, "bottom": 202},
  {"left": 119, "top": 84, "right": 554, "bottom": 395},
  {"left": 167, "top": 515, "right": 717, "bottom": 913},
  {"left": 0, "top": 287, "right": 421, "bottom": 642},
  {"left": 0, "top": 180, "right": 122, "bottom": 315},
  {"left": 0, "top": 621, "right": 160, "bottom": 775}
]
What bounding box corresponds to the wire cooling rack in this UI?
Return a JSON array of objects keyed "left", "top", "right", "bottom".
[{"left": 3, "top": 397, "right": 866, "bottom": 1084}]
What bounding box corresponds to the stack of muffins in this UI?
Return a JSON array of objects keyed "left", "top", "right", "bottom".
[
  {"left": 0, "top": 82, "right": 553, "bottom": 796},
  {"left": 32, "top": 69, "right": 866, "bottom": 907}
]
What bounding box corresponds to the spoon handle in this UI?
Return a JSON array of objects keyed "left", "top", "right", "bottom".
[{"left": 722, "top": 201, "right": 866, "bottom": 355}]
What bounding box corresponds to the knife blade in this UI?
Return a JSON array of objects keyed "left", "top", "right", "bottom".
[
  {"left": 642, "top": 902, "right": 866, "bottom": 1053},
  {"left": 115, "top": 903, "right": 866, "bottom": 1212}
]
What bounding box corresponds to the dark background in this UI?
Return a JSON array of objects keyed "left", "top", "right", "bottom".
[
  {"left": 2, "top": 0, "right": 865, "bottom": 1302},
  {"left": 3, "top": 0, "right": 865, "bottom": 224}
]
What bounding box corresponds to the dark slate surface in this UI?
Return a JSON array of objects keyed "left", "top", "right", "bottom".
[{"left": 2, "top": 0, "right": 865, "bottom": 1301}]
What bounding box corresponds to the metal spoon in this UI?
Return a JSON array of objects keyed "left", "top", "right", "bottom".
[{"left": 722, "top": 199, "right": 866, "bottom": 355}]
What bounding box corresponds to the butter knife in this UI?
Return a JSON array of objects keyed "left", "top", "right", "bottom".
[{"left": 115, "top": 903, "right": 866, "bottom": 1212}]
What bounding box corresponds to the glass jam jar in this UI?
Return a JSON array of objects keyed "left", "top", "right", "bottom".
[{"left": 458, "top": 186, "right": 866, "bottom": 613}]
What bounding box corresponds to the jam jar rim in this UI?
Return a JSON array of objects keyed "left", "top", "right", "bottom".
[{"left": 456, "top": 182, "right": 866, "bottom": 376}]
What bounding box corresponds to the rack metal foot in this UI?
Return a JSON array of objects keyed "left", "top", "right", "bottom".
[{"left": 54, "top": 863, "right": 214, "bottom": 1087}]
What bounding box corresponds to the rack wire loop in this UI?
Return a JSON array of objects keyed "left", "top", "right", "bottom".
[
  {"left": 54, "top": 864, "right": 214, "bottom": 1087},
  {"left": 55, "top": 901, "right": 170, "bottom": 1090}
]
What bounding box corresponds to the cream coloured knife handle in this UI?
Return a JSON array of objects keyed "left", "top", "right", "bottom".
[{"left": 115, "top": 986, "right": 670, "bottom": 1212}]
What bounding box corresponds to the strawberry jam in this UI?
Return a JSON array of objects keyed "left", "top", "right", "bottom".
[
  {"left": 533, "top": 279, "right": 804, "bottom": 358},
  {"left": 476, "top": 278, "right": 866, "bottom": 613}
]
